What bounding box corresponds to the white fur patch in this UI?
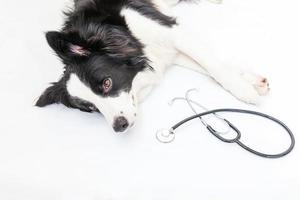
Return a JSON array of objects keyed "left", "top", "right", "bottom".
[
  {"left": 121, "top": 7, "right": 177, "bottom": 74},
  {"left": 67, "top": 74, "right": 138, "bottom": 131}
]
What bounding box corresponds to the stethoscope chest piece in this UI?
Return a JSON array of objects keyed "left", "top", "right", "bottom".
[{"left": 156, "top": 129, "right": 175, "bottom": 143}]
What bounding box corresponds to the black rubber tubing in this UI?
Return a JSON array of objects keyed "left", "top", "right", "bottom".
[{"left": 171, "top": 108, "right": 295, "bottom": 158}]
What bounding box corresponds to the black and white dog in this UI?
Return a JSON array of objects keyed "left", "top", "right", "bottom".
[{"left": 36, "top": 0, "right": 270, "bottom": 133}]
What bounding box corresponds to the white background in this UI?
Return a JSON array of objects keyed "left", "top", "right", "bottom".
[{"left": 0, "top": 0, "right": 300, "bottom": 199}]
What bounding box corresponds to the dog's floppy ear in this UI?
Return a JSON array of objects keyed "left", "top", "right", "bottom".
[
  {"left": 36, "top": 81, "right": 99, "bottom": 113},
  {"left": 35, "top": 82, "right": 69, "bottom": 107},
  {"left": 46, "top": 31, "right": 91, "bottom": 62}
]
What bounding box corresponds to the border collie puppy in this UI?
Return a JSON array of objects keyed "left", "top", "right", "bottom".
[{"left": 36, "top": 0, "right": 270, "bottom": 133}]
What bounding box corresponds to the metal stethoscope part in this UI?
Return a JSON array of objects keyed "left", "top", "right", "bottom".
[{"left": 171, "top": 88, "right": 232, "bottom": 135}]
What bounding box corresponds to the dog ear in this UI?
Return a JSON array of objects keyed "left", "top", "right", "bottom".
[
  {"left": 46, "top": 31, "right": 91, "bottom": 62},
  {"left": 36, "top": 81, "right": 99, "bottom": 113},
  {"left": 35, "top": 82, "right": 69, "bottom": 107}
]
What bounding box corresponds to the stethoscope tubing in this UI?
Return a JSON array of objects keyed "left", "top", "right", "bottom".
[{"left": 171, "top": 108, "right": 295, "bottom": 159}]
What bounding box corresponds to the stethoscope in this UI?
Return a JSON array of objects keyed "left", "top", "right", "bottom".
[{"left": 156, "top": 89, "right": 295, "bottom": 158}]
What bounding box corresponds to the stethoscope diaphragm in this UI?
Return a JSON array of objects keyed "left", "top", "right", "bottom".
[{"left": 156, "top": 129, "right": 175, "bottom": 143}]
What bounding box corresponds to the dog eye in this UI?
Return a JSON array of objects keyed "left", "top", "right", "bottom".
[{"left": 102, "top": 78, "right": 113, "bottom": 93}]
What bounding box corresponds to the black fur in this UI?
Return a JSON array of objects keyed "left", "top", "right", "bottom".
[
  {"left": 36, "top": 70, "right": 99, "bottom": 112},
  {"left": 127, "top": 0, "right": 177, "bottom": 27},
  {"left": 36, "top": 0, "right": 176, "bottom": 112}
]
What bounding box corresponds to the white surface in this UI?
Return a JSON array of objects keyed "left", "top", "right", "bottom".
[{"left": 1, "top": 0, "right": 300, "bottom": 199}]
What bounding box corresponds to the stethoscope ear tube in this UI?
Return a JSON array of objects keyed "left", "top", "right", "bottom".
[{"left": 206, "top": 119, "right": 241, "bottom": 143}]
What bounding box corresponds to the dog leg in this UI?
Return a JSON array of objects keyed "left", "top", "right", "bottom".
[
  {"left": 68, "top": 96, "right": 99, "bottom": 113},
  {"left": 175, "top": 53, "right": 270, "bottom": 97},
  {"left": 36, "top": 79, "right": 100, "bottom": 113},
  {"left": 174, "top": 31, "right": 269, "bottom": 104},
  {"left": 174, "top": 52, "right": 209, "bottom": 75},
  {"left": 240, "top": 71, "right": 270, "bottom": 96}
]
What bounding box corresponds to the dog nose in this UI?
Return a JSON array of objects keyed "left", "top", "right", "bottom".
[{"left": 113, "top": 116, "right": 129, "bottom": 132}]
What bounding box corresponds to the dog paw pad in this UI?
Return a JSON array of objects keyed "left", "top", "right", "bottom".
[{"left": 241, "top": 72, "right": 270, "bottom": 96}]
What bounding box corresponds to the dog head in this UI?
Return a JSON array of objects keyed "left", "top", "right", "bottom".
[{"left": 37, "top": 5, "right": 150, "bottom": 133}]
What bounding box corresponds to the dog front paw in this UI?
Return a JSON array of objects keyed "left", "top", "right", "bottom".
[
  {"left": 229, "top": 85, "right": 261, "bottom": 105},
  {"left": 70, "top": 97, "right": 99, "bottom": 113},
  {"left": 241, "top": 72, "right": 270, "bottom": 96}
]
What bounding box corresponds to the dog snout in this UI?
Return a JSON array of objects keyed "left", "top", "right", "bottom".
[{"left": 113, "top": 116, "right": 129, "bottom": 133}]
